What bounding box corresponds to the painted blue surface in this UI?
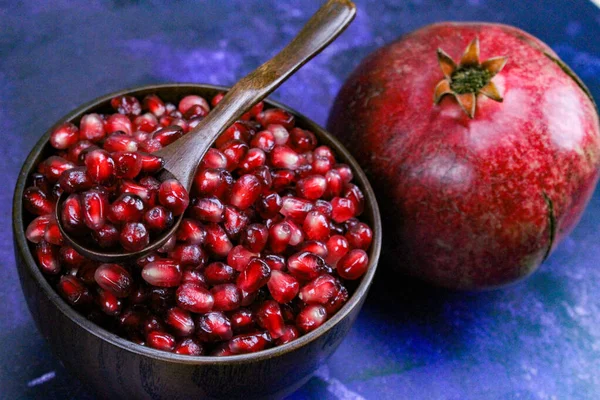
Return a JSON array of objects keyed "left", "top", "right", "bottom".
[{"left": 2, "top": 1, "right": 600, "bottom": 398}]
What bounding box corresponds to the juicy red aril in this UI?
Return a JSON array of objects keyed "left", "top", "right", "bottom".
[
  {"left": 59, "top": 167, "right": 92, "bottom": 193},
  {"left": 139, "top": 153, "right": 164, "bottom": 174},
  {"left": 286, "top": 219, "right": 304, "bottom": 246},
  {"left": 289, "top": 128, "right": 317, "bottom": 152},
  {"left": 256, "top": 300, "right": 285, "bottom": 339},
  {"left": 50, "top": 122, "right": 79, "bottom": 149},
  {"left": 111, "top": 95, "right": 141, "bottom": 115},
  {"left": 200, "top": 148, "right": 228, "bottom": 170},
  {"left": 205, "top": 223, "right": 233, "bottom": 258},
  {"left": 92, "top": 224, "right": 120, "bottom": 248},
  {"left": 216, "top": 122, "right": 252, "bottom": 148},
  {"left": 181, "top": 268, "right": 207, "bottom": 287},
  {"left": 257, "top": 108, "right": 295, "bottom": 129},
  {"left": 176, "top": 282, "right": 214, "bottom": 313},
  {"left": 125, "top": 178, "right": 156, "bottom": 203},
  {"left": 144, "top": 206, "right": 173, "bottom": 232},
  {"left": 85, "top": 149, "right": 115, "bottom": 184},
  {"left": 43, "top": 218, "right": 64, "bottom": 245},
  {"left": 97, "top": 288, "right": 122, "bottom": 316},
  {"left": 287, "top": 251, "right": 327, "bottom": 281},
  {"left": 270, "top": 146, "right": 301, "bottom": 170},
  {"left": 211, "top": 284, "right": 242, "bottom": 311},
  {"left": 280, "top": 196, "right": 313, "bottom": 223},
  {"left": 337, "top": 249, "right": 369, "bottom": 280},
  {"left": 325, "top": 235, "right": 350, "bottom": 265},
  {"left": 165, "top": 307, "right": 195, "bottom": 336},
  {"left": 251, "top": 130, "right": 275, "bottom": 152},
  {"left": 103, "top": 133, "right": 138, "bottom": 153},
  {"left": 190, "top": 196, "right": 224, "bottom": 222},
  {"left": 105, "top": 114, "right": 133, "bottom": 136},
  {"left": 153, "top": 125, "right": 184, "bottom": 147},
  {"left": 268, "top": 222, "right": 291, "bottom": 253},
  {"left": 267, "top": 270, "right": 299, "bottom": 304},
  {"left": 346, "top": 222, "right": 373, "bottom": 250},
  {"left": 79, "top": 113, "right": 106, "bottom": 142},
  {"left": 36, "top": 241, "right": 61, "bottom": 275},
  {"left": 158, "top": 179, "right": 189, "bottom": 216},
  {"left": 67, "top": 140, "right": 93, "bottom": 163},
  {"left": 113, "top": 152, "right": 142, "bottom": 179},
  {"left": 227, "top": 245, "right": 259, "bottom": 272},
  {"left": 204, "top": 262, "right": 236, "bottom": 285},
  {"left": 230, "top": 308, "right": 255, "bottom": 334},
  {"left": 299, "top": 240, "right": 328, "bottom": 258},
  {"left": 324, "top": 170, "right": 343, "bottom": 199},
  {"left": 77, "top": 262, "right": 98, "bottom": 285},
  {"left": 238, "top": 148, "right": 266, "bottom": 174},
  {"left": 296, "top": 174, "right": 327, "bottom": 200},
  {"left": 271, "top": 169, "right": 295, "bottom": 191},
  {"left": 23, "top": 187, "right": 55, "bottom": 216},
  {"left": 108, "top": 194, "right": 145, "bottom": 225},
  {"left": 257, "top": 192, "right": 282, "bottom": 219},
  {"left": 142, "top": 259, "right": 182, "bottom": 287},
  {"left": 147, "top": 331, "right": 176, "bottom": 352},
  {"left": 223, "top": 205, "right": 249, "bottom": 238},
  {"left": 228, "top": 332, "right": 271, "bottom": 354},
  {"left": 241, "top": 223, "right": 269, "bottom": 252},
  {"left": 26, "top": 215, "right": 52, "bottom": 244},
  {"left": 178, "top": 95, "right": 209, "bottom": 115},
  {"left": 146, "top": 314, "right": 166, "bottom": 337},
  {"left": 264, "top": 254, "right": 286, "bottom": 271},
  {"left": 196, "top": 311, "right": 232, "bottom": 342},
  {"left": 229, "top": 174, "right": 261, "bottom": 210},
  {"left": 94, "top": 263, "right": 132, "bottom": 297},
  {"left": 60, "top": 194, "right": 84, "bottom": 233},
  {"left": 143, "top": 94, "right": 166, "bottom": 117},
  {"left": 298, "top": 274, "right": 341, "bottom": 305},
  {"left": 57, "top": 275, "right": 92, "bottom": 306},
  {"left": 325, "top": 285, "right": 349, "bottom": 315},
  {"left": 81, "top": 189, "right": 107, "bottom": 230},
  {"left": 276, "top": 325, "right": 299, "bottom": 345},
  {"left": 267, "top": 124, "right": 290, "bottom": 145},
  {"left": 236, "top": 258, "right": 270, "bottom": 293},
  {"left": 184, "top": 104, "right": 208, "bottom": 119},
  {"left": 38, "top": 156, "right": 76, "bottom": 183},
  {"left": 59, "top": 246, "right": 86, "bottom": 268},
  {"left": 176, "top": 219, "right": 206, "bottom": 245},
  {"left": 193, "top": 168, "right": 233, "bottom": 200},
  {"left": 331, "top": 197, "right": 356, "bottom": 223},
  {"left": 303, "top": 211, "right": 330, "bottom": 241},
  {"left": 296, "top": 304, "right": 327, "bottom": 333},
  {"left": 174, "top": 338, "right": 204, "bottom": 355},
  {"left": 343, "top": 183, "right": 365, "bottom": 215},
  {"left": 168, "top": 244, "right": 206, "bottom": 267},
  {"left": 133, "top": 113, "right": 159, "bottom": 133}
]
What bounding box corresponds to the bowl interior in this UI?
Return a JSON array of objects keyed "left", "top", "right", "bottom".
[{"left": 13, "top": 83, "right": 382, "bottom": 364}]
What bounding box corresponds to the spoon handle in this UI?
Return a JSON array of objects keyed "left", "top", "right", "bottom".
[{"left": 156, "top": 0, "right": 356, "bottom": 188}]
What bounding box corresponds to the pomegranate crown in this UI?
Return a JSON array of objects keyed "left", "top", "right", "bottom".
[{"left": 434, "top": 37, "right": 508, "bottom": 118}]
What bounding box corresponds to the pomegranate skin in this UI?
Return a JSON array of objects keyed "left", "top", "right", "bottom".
[{"left": 328, "top": 23, "right": 600, "bottom": 289}]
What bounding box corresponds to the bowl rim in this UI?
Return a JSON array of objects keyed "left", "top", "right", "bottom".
[{"left": 13, "top": 83, "right": 382, "bottom": 365}]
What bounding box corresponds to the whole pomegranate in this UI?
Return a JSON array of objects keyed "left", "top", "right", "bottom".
[{"left": 328, "top": 23, "right": 600, "bottom": 289}]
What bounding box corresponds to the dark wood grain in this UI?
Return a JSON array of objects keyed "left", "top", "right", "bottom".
[{"left": 56, "top": 0, "right": 356, "bottom": 264}]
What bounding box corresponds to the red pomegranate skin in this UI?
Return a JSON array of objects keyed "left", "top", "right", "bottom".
[{"left": 328, "top": 23, "right": 600, "bottom": 289}]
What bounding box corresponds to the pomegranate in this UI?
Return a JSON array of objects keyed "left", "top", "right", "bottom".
[
  {"left": 328, "top": 23, "right": 600, "bottom": 289},
  {"left": 23, "top": 91, "right": 375, "bottom": 356}
]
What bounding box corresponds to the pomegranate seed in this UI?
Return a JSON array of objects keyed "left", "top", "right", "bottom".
[
  {"left": 139, "top": 153, "right": 164, "bottom": 174},
  {"left": 220, "top": 140, "right": 248, "bottom": 171},
  {"left": 81, "top": 189, "right": 107, "bottom": 230},
  {"left": 38, "top": 156, "right": 76, "bottom": 183},
  {"left": 331, "top": 197, "right": 356, "bottom": 223},
  {"left": 190, "top": 196, "right": 224, "bottom": 223},
  {"left": 184, "top": 104, "right": 208, "bottom": 119},
  {"left": 176, "top": 219, "right": 206, "bottom": 245},
  {"left": 103, "top": 133, "right": 139, "bottom": 153},
  {"left": 211, "top": 284, "right": 242, "bottom": 311},
  {"left": 343, "top": 183, "right": 365, "bottom": 215},
  {"left": 241, "top": 223, "right": 269, "bottom": 252},
  {"left": 168, "top": 244, "right": 206, "bottom": 267},
  {"left": 112, "top": 152, "right": 142, "bottom": 179},
  {"left": 142, "top": 259, "right": 182, "bottom": 287},
  {"left": 66, "top": 140, "right": 93, "bottom": 164},
  {"left": 60, "top": 194, "right": 84, "bottom": 233},
  {"left": 36, "top": 241, "right": 61, "bottom": 274},
  {"left": 94, "top": 263, "right": 132, "bottom": 297},
  {"left": 212, "top": 344, "right": 234, "bottom": 357},
  {"left": 303, "top": 211, "right": 330, "bottom": 241},
  {"left": 178, "top": 95, "right": 209, "bottom": 115},
  {"left": 76, "top": 262, "right": 98, "bottom": 285},
  {"left": 264, "top": 254, "right": 286, "bottom": 271},
  {"left": 337, "top": 249, "right": 369, "bottom": 280},
  {"left": 200, "top": 148, "right": 229, "bottom": 170},
  {"left": 298, "top": 274, "right": 341, "bottom": 305},
  {"left": 228, "top": 332, "right": 271, "bottom": 354},
  {"left": 267, "top": 270, "right": 299, "bottom": 304},
  {"left": 289, "top": 128, "right": 317, "bottom": 152},
  {"left": 165, "top": 307, "right": 195, "bottom": 336},
  {"left": 280, "top": 196, "right": 313, "bottom": 223},
  {"left": 268, "top": 222, "right": 291, "bottom": 253},
  {"left": 111, "top": 95, "right": 141, "bottom": 115},
  {"left": 158, "top": 179, "right": 189, "bottom": 216},
  {"left": 147, "top": 331, "right": 176, "bottom": 352},
  {"left": 50, "top": 122, "right": 79, "bottom": 149},
  {"left": 276, "top": 325, "right": 299, "bottom": 345},
  {"left": 257, "top": 192, "right": 282, "bottom": 219},
  {"left": 267, "top": 124, "right": 290, "bottom": 145},
  {"left": 314, "top": 200, "right": 332, "bottom": 217},
  {"left": 43, "top": 218, "right": 63, "bottom": 245},
  {"left": 174, "top": 338, "right": 204, "bottom": 355},
  {"left": 92, "top": 224, "right": 120, "bottom": 248},
  {"left": 26, "top": 215, "right": 52, "bottom": 243},
  {"left": 58, "top": 167, "right": 92, "bottom": 193},
  {"left": 97, "top": 288, "right": 122, "bottom": 316},
  {"left": 255, "top": 300, "right": 285, "bottom": 339},
  {"left": 133, "top": 113, "right": 159, "bottom": 133},
  {"left": 57, "top": 275, "right": 92, "bottom": 306},
  {"left": 196, "top": 311, "right": 232, "bottom": 342},
  {"left": 230, "top": 308, "right": 255, "bottom": 334},
  {"left": 299, "top": 240, "right": 328, "bottom": 258},
  {"left": 144, "top": 206, "right": 173, "bottom": 232},
  {"left": 297, "top": 304, "right": 327, "bottom": 333},
  {"left": 23, "top": 187, "right": 55, "bottom": 216},
  {"left": 59, "top": 246, "right": 85, "bottom": 270},
  {"left": 120, "top": 222, "right": 149, "bottom": 251},
  {"left": 287, "top": 251, "right": 327, "bottom": 281},
  {"left": 119, "top": 307, "right": 146, "bottom": 332},
  {"left": 345, "top": 222, "right": 373, "bottom": 250},
  {"left": 324, "top": 170, "right": 343, "bottom": 199},
  {"left": 238, "top": 148, "right": 266, "bottom": 174},
  {"left": 285, "top": 219, "right": 305, "bottom": 246},
  {"left": 30, "top": 173, "right": 50, "bottom": 193},
  {"left": 240, "top": 289, "right": 258, "bottom": 307},
  {"left": 143, "top": 94, "right": 166, "bottom": 117},
  {"left": 253, "top": 165, "right": 273, "bottom": 191},
  {"left": 105, "top": 113, "right": 133, "bottom": 136},
  {"left": 251, "top": 130, "right": 275, "bottom": 152},
  {"left": 85, "top": 149, "right": 114, "bottom": 184},
  {"left": 332, "top": 164, "right": 353, "bottom": 183},
  {"left": 236, "top": 258, "right": 270, "bottom": 293},
  {"left": 313, "top": 155, "right": 335, "bottom": 175},
  {"left": 79, "top": 113, "right": 106, "bottom": 142},
  {"left": 181, "top": 268, "right": 207, "bottom": 287},
  {"left": 153, "top": 126, "right": 184, "bottom": 147},
  {"left": 205, "top": 262, "right": 236, "bottom": 285},
  {"left": 270, "top": 146, "right": 301, "bottom": 170},
  {"left": 211, "top": 93, "right": 225, "bottom": 107},
  {"left": 296, "top": 174, "right": 327, "bottom": 200},
  {"left": 325, "top": 235, "right": 350, "bottom": 265},
  {"left": 223, "top": 205, "right": 249, "bottom": 239},
  {"left": 216, "top": 122, "right": 252, "bottom": 148},
  {"left": 205, "top": 223, "right": 233, "bottom": 258},
  {"left": 176, "top": 282, "right": 214, "bottom": 313},
  {"left": 148, "top": 287, "right": 176, "bottom": 313},
  {"left": 140, "top": 137, "right": 162, "bottom": 153},
  {"left": 193, "top": 168, "right": 233, "bottom": 200},
  {"left": 108, "top": 194, "right": 145, "bottom": 225},
  {"left": 325, "top": 285, "right": 349, "bottom": 314},
  {"left": 119, "top": 180, "right": 154, "bottom": 206},
  {"left": 257, "top": 109, "right": 294, "bottom": 129},
  {"left": 271, "top": 169, "right": 295, "bottom": 191},
  {"left": 227, "top": 245, "right": 259, "bottom": 272}
]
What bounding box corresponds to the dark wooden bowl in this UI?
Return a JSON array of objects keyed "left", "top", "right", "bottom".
[{"left": 12, "top": 84, "right": 381, "bottom": 400}]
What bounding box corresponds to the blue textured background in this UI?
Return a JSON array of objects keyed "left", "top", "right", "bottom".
[{"left": 3, "top": 1, "right": 600, "bottom": 399}]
